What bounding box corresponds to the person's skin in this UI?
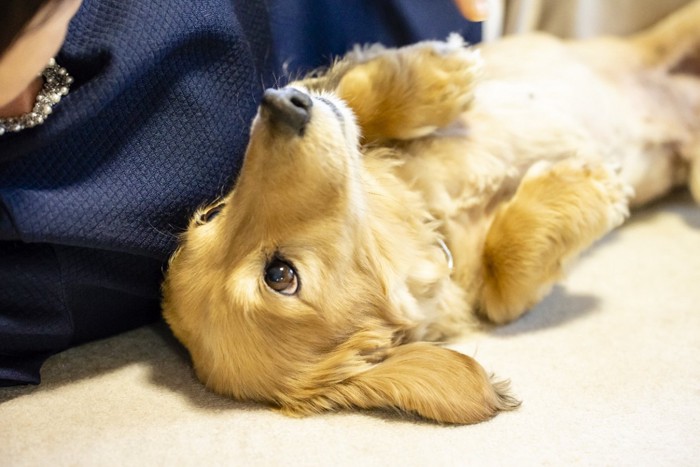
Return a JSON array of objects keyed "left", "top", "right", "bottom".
[
  {"left": 454, "top": 0, "right": 489, "bottom": 22},
  {"left": 0, "top": 0, "right": 83, "bottom": 118}
]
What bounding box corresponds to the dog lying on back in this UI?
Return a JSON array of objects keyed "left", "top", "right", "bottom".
[{"left": 162, "top": 1, "right": 700, "bottom": 424}]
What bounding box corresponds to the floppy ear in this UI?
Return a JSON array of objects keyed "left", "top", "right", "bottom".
[{"left": 295, "top": 343, "right": 519, "bottom": 424}]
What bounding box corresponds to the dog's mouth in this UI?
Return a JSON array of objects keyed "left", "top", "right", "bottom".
[
  {"left": 314, "top": 95, "right": 344, "bottom": 122},
  {"left": 314, "top": 94, "right": 348, "bottom": 138}
]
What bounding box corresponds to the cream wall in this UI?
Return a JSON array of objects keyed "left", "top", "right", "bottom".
[{"left": 485, "top": 0, "right": 692, "bottom": 40}]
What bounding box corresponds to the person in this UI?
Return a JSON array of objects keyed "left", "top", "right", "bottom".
[{"left": 0, "top": 0, "right": 484, "bottom": 386}]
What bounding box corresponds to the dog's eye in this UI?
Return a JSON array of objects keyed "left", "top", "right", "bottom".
[
  {"left": 198, "top": 203, "right": 225, "bottom": 224},
  {"left": 264, "top": 259, "right": 299, "bottom": 295}
]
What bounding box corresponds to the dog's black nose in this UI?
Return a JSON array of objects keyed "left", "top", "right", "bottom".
[{"left": 261, "top": 88, "right": 313, "bottom": 134}]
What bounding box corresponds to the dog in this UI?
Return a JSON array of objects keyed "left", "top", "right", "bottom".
[{"left": 162, "top": 1, "right": 700, "bottom": 424}]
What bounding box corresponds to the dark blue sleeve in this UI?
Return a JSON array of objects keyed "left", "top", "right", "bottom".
[{"left": 269, "top": 0, "right": 481, "bottom": 74}]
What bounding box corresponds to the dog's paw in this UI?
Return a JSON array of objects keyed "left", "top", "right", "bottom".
[
  {"left": 336, "top": 36, "right": 481, "bottom": 141},
  {"left": 565, "top": 160, "right": 632, "bottom": 229},
  {"left": 480, "top": 159, "right": 632, "bottom": 324},
  {"left": 526, "top": 159, "right": 633, "bottom": 231},
  {"left": 401, "top": 36, "right": 482, "bottom": 136},
  {"left": 491, "top": 157, "right": 633, "bottom": 297},
  {"left": 587, "top": 162, "right": 634, "bottom": 230}
]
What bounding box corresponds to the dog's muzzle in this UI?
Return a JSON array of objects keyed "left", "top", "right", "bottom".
[{"left": 261, "top": 88, "right": 313, "bottom": 135}]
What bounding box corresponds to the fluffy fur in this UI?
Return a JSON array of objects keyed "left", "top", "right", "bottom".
[{"left": 162, "top": 2, "right": 700, "bottom": 424}]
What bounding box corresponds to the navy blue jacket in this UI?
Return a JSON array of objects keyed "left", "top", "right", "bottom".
[{"left": 0, "top": 0, "right": 479, "bottom": 385}]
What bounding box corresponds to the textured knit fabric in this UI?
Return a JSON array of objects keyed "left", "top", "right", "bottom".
[
  {"left": 269, "top": 0, "right": 482, "bottom": 73},
  {"left": 0, "top": 0, "right": 480, "bottom": 386}
]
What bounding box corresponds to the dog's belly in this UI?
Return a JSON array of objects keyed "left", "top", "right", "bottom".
[
  {"left": 470, "top": 35, "right": 694, "bottom": 204},
  {"left": 396, "top": 35, "right": 696, "bottom": 283}
]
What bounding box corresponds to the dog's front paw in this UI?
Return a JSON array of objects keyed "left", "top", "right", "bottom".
[
  {"left": 537, "top": 159, "right": 633, "bottom": 232},
  {"left": 337, "top": 36, "right": 481, "bottom": 142},
  {"left": 410, "top": 34, "right": 482, "bottom": 130},
  {"left": 588, "top": 162, "right": 635, "bottom": 231},
  {"left": 480, "top": 158, "right": 633, "bottom": 324}
]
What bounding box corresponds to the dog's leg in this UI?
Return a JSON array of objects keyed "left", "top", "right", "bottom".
[
  {"left": 634, "top": 0, "right": 700, "bottom": 70},
  {"left": 632, "top": 1, "right": 700, "bottom": 204},
  {"left": 333, "top": 35, "right": 480, "bottom": 142},
  {"left": 478, "top": 159, "right": 633, "bottom": 324}
]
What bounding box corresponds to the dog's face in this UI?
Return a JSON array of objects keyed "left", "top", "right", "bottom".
[
  {"left": 164, "top": 86, "right": 404, "bottom": 402},
  {"left": 162, "top": 86, "right": 510, "bottom": 423}
]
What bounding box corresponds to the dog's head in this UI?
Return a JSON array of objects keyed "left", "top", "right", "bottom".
[{"left": 162, "top": 86, "right": 513, "bottom": 424}]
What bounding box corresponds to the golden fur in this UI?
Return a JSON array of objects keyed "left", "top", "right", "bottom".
[{"left": 162, "top": 2, "right": 700, "bottom": 424}]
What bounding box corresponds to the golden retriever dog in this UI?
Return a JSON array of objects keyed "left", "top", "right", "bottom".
[{"left": 162, "top": 1, "right": 700, "bottom": 424}]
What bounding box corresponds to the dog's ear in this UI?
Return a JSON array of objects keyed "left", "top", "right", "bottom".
[{"left": 286, "top": 343, "right": 519, "bottom": 424}]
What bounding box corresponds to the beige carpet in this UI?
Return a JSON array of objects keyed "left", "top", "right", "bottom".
[{"left": 1, "top": 191, "right": 699, "bottom": 466}]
